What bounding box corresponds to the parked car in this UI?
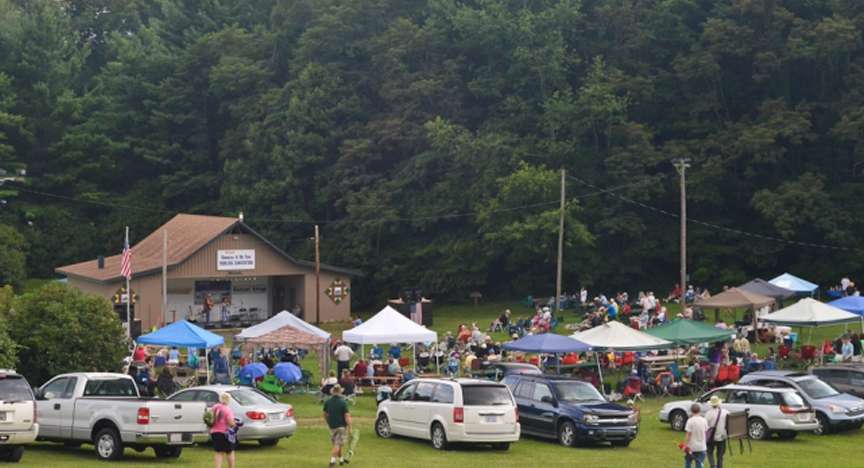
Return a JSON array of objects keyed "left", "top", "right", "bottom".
[
  {"left": 811, "top": 364, "right": 864, "bottom": 398},
  {"left": 502, "top": 374, "right": 638, "bottom": 447},
  {"left": 35, "top": 373, "right": 208, "bottom": 460},
  {"left": 375, "top": 378, "right": 520, "bottom": 450},
  {"left": 0, "top": 370, "right": 38, "bottom": 462},
  {"left": 167, "top": 385, "right": 296, "bottom": 446},
  {"left": 739, "top": 370, "right": 864, "bottom": 435},
  {"left": 659, "top": 384, "right": 817, "bottom": 440}
]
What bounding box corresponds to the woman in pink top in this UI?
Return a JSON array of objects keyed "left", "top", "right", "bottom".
[{"left": 210, "top": 393, "right": 237, "bottom": 468}]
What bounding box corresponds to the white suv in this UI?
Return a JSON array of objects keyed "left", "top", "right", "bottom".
[
  {"left": 375, "top": 378, "right": 520, "bottom": 450},
  {"left": 0, "top": 370, "right": 38, "bottom": 462}
]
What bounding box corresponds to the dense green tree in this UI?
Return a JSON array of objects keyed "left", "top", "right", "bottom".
[
  {"left": 3, "top": 0, "right": 864, "bottom": 303},
  {"left": 10, "top": 283, "right": 126, "bottom": 385},
  {"left": 0, "top": 225, "right": 26, "bottom": 287}
]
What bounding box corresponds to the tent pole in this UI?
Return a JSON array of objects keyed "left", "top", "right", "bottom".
[
  {"left": 435, "top": 342, "right": 440, "bottom": 375},
  {"left": 205, "top": 350, "right": 210, "bottom": 384},
  {"left": 596, "top": 352, "right": 605, "bottom": 396}
]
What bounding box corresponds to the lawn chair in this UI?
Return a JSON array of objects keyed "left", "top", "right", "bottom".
[
  {"left": 669, "top": 362, "right": 691, "bottom": 395},
  {"left": 622, "top": 376, "right": 643, "bottom": 401},
  {"left": 778, "top": 344, "right": 791, "bottom": 361},
  {"left": 654, "top": 371, "right": 675, "bottom": 397},
  {"left": 258, "top": 374, "right": 284, "bottom": 396}
]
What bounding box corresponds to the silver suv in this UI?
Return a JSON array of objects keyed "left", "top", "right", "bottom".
[
  {"left": 0, "top": 370, "right": 38, "bottom": 462},
  {"left": 740, "top": 370, "right": 864, "bottom": 435},
  {"left": 659, "top": 384, "right": 817, "bottom": 440}
]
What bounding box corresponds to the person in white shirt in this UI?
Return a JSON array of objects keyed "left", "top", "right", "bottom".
[
  {"left": 334, "top": 342, "right": 355, "bottom": 375},
  {"left": 682, "top": 403, "right": 708, "bottom": 468},
  {"left": 580, "top": 288, "right": 588, "bottom": 305},
  {"left": 704, "top": 396, "right": 729, "bottom": 468}
]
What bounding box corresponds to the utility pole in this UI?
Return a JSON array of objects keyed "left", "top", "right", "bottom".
[
  {"left": 555, "top": 169, "right": 566, "bottom": 314},
  {"left": 314, "top": 224, "right": 321, "bottom": 326},
  {"left": 673, "top": 159, "right": 691, "bottom": 303}
]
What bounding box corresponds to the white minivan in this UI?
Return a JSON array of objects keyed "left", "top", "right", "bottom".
[
  {"left": 0, "top": 370, "right": 38, "bottom": 462},
  {"left": 375, "top": 378, "right": 520, "bottom": 450}
]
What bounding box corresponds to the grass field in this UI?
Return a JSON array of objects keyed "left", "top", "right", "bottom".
[
  {"left": 16, "top": 299, "right": 864, "bottom": 466},
  {"left": 16, "top": 392, "right": 864, "bottom": 468}
]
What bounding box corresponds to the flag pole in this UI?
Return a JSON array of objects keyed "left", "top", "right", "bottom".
[{"left": 125, "top": 226, "right": 131, "bottom": 340}]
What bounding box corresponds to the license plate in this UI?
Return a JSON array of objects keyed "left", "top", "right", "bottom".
[
  {"left": 797, "top": 413, "right": 811, "bottom": 422},
  {"left": 484, "top": 416, "right": 497, "bottom": 423},
  {"left": 169, "top": 433, "right": 182, "bottom": 443},
  {"left": 269, "top": 413, "right": 283, "bottom": 421}
]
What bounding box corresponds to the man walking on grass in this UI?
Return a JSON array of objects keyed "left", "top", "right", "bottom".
[
  {"left": 681, "top": 403, "right": 708, "bottom": 468},
  {"left": 323, "top": 384, "right": 352, "bottom": 467}
]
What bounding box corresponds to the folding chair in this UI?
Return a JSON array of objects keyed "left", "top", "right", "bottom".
[
  {"left": 622, "top": 376, "right": 643, "bottom": 401},
  {"left": 654, "top": 371, "right": 675, "bottom": 397}
]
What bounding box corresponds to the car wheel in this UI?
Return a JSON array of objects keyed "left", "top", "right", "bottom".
[
  {"left": 777, "top": 431, "right": 797, "bottom": 440},
  {"left": 748, "top": 418, "right": 769, "bottom": 441},
  {"left": 430, "top": 423, "right": 448, "bottom": 450},
  {"left": 669, "top": 410, "right": 687, "bottom": 432},
  {"left": 258, "top": 438, "right": 279, "bottom": 447},
  {"left": 611, "top": 440, "right": 631, "bottom": 447},
  {"left": 1, "top": 446, "right": 24, "bottom": 462},
  {"left": 492, "top": 442, "right": 510, "bottom": 451},
  {"left": 814, "top": 413, "right": 832, "bottom": 436},
  {"left": 94, "top": 427, "right": 124, "bottom": 461},
  {"left": 558, "top": 420, "right": 577, "bottom": 447},
  {"left": 375, "top": 414, "right": 392, "bottom": 439},
  {"left": 153, "top": 446, "right": 182, "bottom": 458}
]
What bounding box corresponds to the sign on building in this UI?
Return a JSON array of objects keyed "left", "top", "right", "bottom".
[{"left": 217, "top": 249, "right": 256, "bottom": 271}]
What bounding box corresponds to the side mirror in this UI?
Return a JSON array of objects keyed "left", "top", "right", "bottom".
[{"left": 541, "top": 395, "right": 557, "bottom": 406}]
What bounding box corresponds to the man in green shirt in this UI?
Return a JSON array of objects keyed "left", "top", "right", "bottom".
[{"left": 323, "top": 384, "right": 352, "bottom": 467}]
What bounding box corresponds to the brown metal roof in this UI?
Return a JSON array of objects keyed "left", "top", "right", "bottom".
[
  {"left": 57, "top": 214, "right": 239, "bottom": 282},
  {"left": 57, "top": 213, "right": 361, "bottom": 282}
]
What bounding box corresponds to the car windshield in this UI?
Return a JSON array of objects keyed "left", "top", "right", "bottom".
[
  {"left": 229, "top": 389, "right": 276, "bottom": 406},
  {"left": 0, "top": 376, "right": 33, "bottom": 402},
  {"left": 552, "top": 381, "right": 605, "bottom": 402},
  {"left": 461, "top": 385, "right": 512, "bottom": 406},
  {"left": 797, "top": 378, "right": 840, "bottom": 399}
]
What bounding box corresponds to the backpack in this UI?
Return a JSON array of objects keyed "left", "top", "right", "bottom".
[{"left": 204, "top": 406, "right": 220, "bottom": 428}]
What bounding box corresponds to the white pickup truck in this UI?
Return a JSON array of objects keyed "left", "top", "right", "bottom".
[{"left": 35, "top": 373, "right": 208, "bottom": 461}]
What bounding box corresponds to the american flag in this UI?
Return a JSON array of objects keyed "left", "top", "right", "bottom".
[{"left": 120, "top": 230, "right": 133, "bottom": 280}]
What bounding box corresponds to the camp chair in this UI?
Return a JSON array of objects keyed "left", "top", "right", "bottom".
[
  {"left": 257, "top": 374, "right": 284, "bottom": 396},
  {"left": 622, "top": 376, "right": 642, "bottom": 401},
  {"left": 778, "top": 344, "right": 792, "bottom": 361},
  {"left": 801, "top": 345, "right": 817, "bottom": 363},
  {"left": 654, "top": 371, "right": 675, "bottom": 397}
]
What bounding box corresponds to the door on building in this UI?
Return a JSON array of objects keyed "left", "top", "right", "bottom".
[{"left": 271, "top": 278, "right": 295, "bottom": 317}]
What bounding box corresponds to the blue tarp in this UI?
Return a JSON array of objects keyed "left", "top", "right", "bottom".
[
  {"left": 829, "top": 296, "right": 864, "bottom": 316},
  {"left": 769, "top": 273, "right": 818, "bottom": 293},
  {"left": 273, "top": 362, "right": 302, "bottom": 384},
  {"left": 502, "top": 333, "right": 590, "bottom": 353},
  {"left": 136, "top": 320, "right": 225, "bottom": 348}
]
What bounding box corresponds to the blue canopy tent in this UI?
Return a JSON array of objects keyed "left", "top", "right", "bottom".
[
  {"left": 503, "top": 333, "right": 590, "bottom": 375},
  {"left": 273, "top": 362, "right": 303, "bottom": 384},
  {"left": 769, "top": 273, "right": 818, "bottom": 295},
  {"left": 829, "top": 296, "right": 864, "bottom": 316},
  {"left": 137, "top": 320, "right": 225, "bottom": 382}
]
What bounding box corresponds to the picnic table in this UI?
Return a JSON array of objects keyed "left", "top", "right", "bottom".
[
  {"left": 639, "top": 354, "right": 687, "bottom": 373},
  {"left": 359, "top": 375, "right": 403, "bottom": 390}
]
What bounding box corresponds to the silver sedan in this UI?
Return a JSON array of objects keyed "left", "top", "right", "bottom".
[{"left": 167, "top": 385, "right": 297, "bottom": 446}]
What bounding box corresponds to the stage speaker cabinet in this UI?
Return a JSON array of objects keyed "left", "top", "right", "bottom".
[
  {"left": 131, "top": 319, "right": 143, "bottom": 339},
  {"left": 421, "top": 302, "right": 433, "bottom": 327}
]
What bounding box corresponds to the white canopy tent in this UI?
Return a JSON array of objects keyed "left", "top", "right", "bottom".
[
  {"left": 571, "top": 321, "right": 674, "bottom": 395},
  {"left": 343, "top": 306, "right": 438, "bottom": 372},
  {"left": 760, "top": 298, "right": 860, "bottom": 328},
  {"left": 571, "top": 320, "right": 674, "bottom": 351},
  {"left": 236, "top": 311, "right": 331, "bottom": 341}
]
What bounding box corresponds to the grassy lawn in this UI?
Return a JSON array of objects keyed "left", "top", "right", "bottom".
[{"left": 17, "top": 392, "right": 864, "bottom": 467}]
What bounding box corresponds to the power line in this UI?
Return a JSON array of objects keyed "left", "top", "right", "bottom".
[{"left": 567, "top": 173, "right": 857, "bottom": 252}]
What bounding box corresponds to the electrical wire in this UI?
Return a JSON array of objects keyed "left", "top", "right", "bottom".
[{"left": 566, "top": 173, "right": 857, "bottom": 252}]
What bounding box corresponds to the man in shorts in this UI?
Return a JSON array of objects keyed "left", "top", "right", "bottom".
[{"left": 323, "top": 384, "right": 352, "bottom": 467}]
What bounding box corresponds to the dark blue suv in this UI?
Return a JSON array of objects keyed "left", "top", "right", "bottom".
[{"left": 502, "top": 374, "right": 639, "bottom": 447}]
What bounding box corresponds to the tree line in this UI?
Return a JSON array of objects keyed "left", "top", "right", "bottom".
[{"left": 2, "top": 0, "right": 863, "bottom": 304}]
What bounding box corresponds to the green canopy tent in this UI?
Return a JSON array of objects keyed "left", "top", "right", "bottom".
[{"left": 644, "top": 319, "right": 734, "bottom": 345}]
